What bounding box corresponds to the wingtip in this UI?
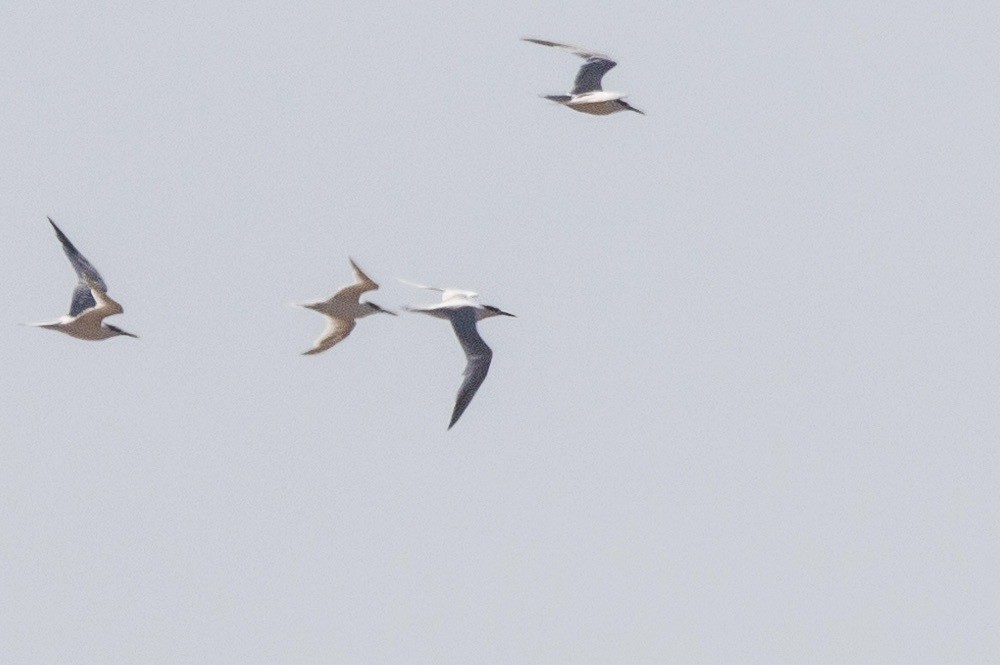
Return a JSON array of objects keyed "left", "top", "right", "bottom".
[
  {"left": 398, "top": 278, "right": 431, "bottom": 291},
  {"left": 349, "top": 257, "right": 381, "bottom": 288},
  {"left": 47, "top": 217, "right": 72, "bottom": 245},
  {"left": 448, "top": 400, "right": 471, "bottom": 430}
]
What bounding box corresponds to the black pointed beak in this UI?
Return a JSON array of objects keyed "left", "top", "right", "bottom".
[
  {"left": 621, "top": 101, "right": 644, "bottom": 115},
  {"left": 104, "top": 323, "right": 138, "bottom": 338}
]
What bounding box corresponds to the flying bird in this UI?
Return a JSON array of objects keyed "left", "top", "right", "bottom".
[
  {"left": 523, "top": 38, "right": 644, "bottom": 115},
  {"left": 404, "top": 284, "right": 515, "bottom": 429},
  {"left": 26, "top": 218, "right": 138, "bottom": 341},
  {"left": 295, "top": 258, "right": 395, "bottom": 355}
]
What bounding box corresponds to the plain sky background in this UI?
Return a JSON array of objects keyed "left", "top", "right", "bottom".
[{"left": 2, "top": 1, "right": 999, "bottom": 662}]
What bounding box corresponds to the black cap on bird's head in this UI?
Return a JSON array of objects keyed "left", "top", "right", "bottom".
[{"left": 482, "top": 305, "right": 516, "bottom": 318}]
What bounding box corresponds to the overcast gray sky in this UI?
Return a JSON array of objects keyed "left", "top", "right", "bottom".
[{"left": 2, "top": 1, "right": 999, "bottom": 662}]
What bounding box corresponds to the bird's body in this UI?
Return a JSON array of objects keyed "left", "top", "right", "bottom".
[
  {"left": 296, "top": 258, "right": 395, "bottom": 355},
  {"left": 27, "top": 218, "right": 137, "bottom": 341},
  {"left": 404, "top": 285, "right": 514, "bottom": 429},
  {"left": 31, "top": 286, "right": 128, "bottom": 340},
  {"left": 544, "top": 91, "right": 636, "bottom": 115},
  {"left": 524, "top": 38, "right": 643, "bottom": 115}
]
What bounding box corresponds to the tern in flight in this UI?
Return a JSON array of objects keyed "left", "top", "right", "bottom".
[
  {"left": 295, "top": 258, "right": 395, "bottom": 355},
  {"left": 403, "top": 281, "right": 515, "bottom": 430},
  {"left": 27, "top": 218, "right": 137, "bottom": 341},
  {"left": 523, "top": 38, "right": 643, "bottom": 115}
]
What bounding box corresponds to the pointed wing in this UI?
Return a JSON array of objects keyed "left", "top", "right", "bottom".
[
  {"left": 48, "top": 218, "right": 108, "bottom": 316},
  {"left": 329, "top": 258, "right": 379, "bottom": 304},
  {"left": 572, "top": 57, "right": 617, "bottom": 94},
  {"left": 448, "top": 307, "right": 494, "bottom": 429},
  {"left": 398, "top": 278, "right": 444, "bottom": 292},
  {"left": 303, "top": 316, "right": 356, "bottom": 355},
  {"left": 398, "top": 279, "right": 479, "bottom": 302},
  {"left": 522, "top": 38, "right": 617, "bottom": 94}
]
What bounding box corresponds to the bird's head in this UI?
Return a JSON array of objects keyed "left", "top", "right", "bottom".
[{"left": 480, "top": 305, "right": 516, "bottom": 320}]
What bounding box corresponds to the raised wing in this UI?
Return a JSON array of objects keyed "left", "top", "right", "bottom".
[
  {"left": 329, "top": 257, "right": 380, "bottom": 304},
  {"left": 68, "top": 283, "right": 97, "bottom": 318},
  {"left": 398, "top": 278, "right": 443, "bottom": 292},
  {"left": 49, "top": 218, "right": 108, "bottom": 316},
  {"left": 448, "top": 307, "right": 493, "bottom": 429},
  {"left": 303, "top": 316, "right": 356, "bottom": 355},
  {"left": 73, "top": 275, "right": 123, "bottom": 326},
  {"left": 572, "top": 57, "right": 617, "bottom": 94},
  {"left": 522, "top": 38, "right": 617, "bottom": 94},
  {"left": 398, "top": 279, "right": 478, "bottom": 302}
]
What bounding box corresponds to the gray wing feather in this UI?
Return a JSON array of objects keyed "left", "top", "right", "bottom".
[
  {"left": 68, "top": 283, "right": 97, "bottom": 318},
  {"left": 523, "top": 38, "right": 617, "bottom": 93},
  {"left": 448, "top": 307, "right": 493, "bottom": 429},
  {"left": 48, "top": 218, "right": 107, "bottom": 316},
  {"left": 573, "top": 58, "right": 617, "bottom": 94}
]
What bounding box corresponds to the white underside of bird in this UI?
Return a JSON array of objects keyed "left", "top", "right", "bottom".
[
  {"left": 296, "top": 258, "right": 395, "bottom": 355},
  {"left": 545, "top": 91, "right": 639, "bottom": 115}
]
